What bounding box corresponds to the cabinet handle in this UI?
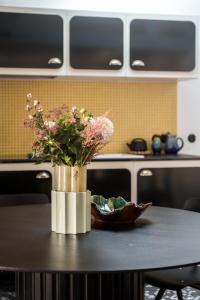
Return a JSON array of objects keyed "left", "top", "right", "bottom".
[
  {"left": 139, "top": 169, "right": 153, "bottom": 176},
  {"left": 48, "top": 57, "right": 62, "bottom": 65},
  {"left": 108, "top": 59, "right": 122, "bottom": 67},
  {"left": 131, "top": 60, "right": 145, "bottom": 67},
  {"left": 36, "top": 172, "right": 50, "bottom": 179}
]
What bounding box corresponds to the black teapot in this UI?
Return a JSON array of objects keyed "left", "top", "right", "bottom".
[
  {"left": 163, "top": 133, "right": 184, "bottom": 154},
  {"left": 127, "top": 138, "right": 147, "bottom": 152}
]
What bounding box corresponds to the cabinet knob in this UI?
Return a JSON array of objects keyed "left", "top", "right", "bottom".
[
  {"left": 108, "top": 59, "right": 122, "bottom": 67},
  {"left": 36, "top": 172, "right": 50, "bottom": 179},
  {"left": 132, "top": 60, "right": 145, "bottom": 67},
  {"left": 48, "top": 57, "right": 62, "bottom": 65}
]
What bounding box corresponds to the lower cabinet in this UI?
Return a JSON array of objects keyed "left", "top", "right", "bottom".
[
  {"left": 137, "top": 167, "right": 200, "bottom": 209},
  {"left": 87, "top": 168, "right": 131, "bottom": 201},
  {"left": 0, "top": 170, "right": 52, "bottom": 204}
]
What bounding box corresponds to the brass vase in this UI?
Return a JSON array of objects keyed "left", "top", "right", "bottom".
[{"left": 53, "top": 164, "right": 87, "bottom": 192}]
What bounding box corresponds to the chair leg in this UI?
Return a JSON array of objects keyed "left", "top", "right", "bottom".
[
  {"left": 155, "top": 288, "right": 166, "bottom": 300},
  {"left": 176, "top": 289, "right": 183, "bottom": 300}
]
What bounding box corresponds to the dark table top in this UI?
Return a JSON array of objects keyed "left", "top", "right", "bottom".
[{"left": 0, "top": 204, "right": 200, "bottom": 273}]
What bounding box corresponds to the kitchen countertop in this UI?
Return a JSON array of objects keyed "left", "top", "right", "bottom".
[{"left": 0, "top": 153, "right": 200, "bottom": 163}]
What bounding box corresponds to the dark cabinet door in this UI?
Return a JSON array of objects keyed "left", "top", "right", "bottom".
[
  {"left": 0, "top": 12, "right": 63, "bottom": 68},
  {"left": 87, "top": 169, "right": 131, "bottom": 201},
  {"left": 70, "top": 16, "right": 123, "bottom": 70},
  {"left": 130, "top": 19, "right": 195, "bottom": 71},
  {"left": 0, "top": 170, "right": 52, "bottom": 204},
  {"left": 137, "top": 167, "right": 200, "bottom": 209}
]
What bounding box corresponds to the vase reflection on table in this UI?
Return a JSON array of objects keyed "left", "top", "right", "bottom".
[{"left": 24, "top": 93, "right": 114, "bottom": 234}]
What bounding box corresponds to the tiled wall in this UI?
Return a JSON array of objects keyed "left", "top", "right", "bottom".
[{"left": 0, "top": 80, "right": 177, "bottom": 157}]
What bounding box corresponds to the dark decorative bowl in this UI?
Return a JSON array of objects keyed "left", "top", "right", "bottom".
[{"left": 91, "top": 195, "right": 152, "bottom": 229}]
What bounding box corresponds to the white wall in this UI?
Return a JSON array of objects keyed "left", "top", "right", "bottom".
[
  {"left": 177, "top": 2, "right": 200, "bottom": 155},
  {"left": 0, "top": 0, "right": 200, "bottom": 15},
  {"left": 177, "top": 80, "right": 200, "bottom": 155}
]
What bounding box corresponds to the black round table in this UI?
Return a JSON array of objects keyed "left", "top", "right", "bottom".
[{"left": 0, "top": 204, "right": 200, "bottom": 300}]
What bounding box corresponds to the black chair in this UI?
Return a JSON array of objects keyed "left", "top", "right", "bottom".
[
  {"left": 145, "top": 198, "right": 200, "bottom": 300},
  {"left": 0, "top": 193, "right": 49, "bottom": 207},
  {"left": 0, "top": 193, "right": 49, "bottom": 300}
]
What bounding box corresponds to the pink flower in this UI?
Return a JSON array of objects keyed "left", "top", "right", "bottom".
[
  {"left": 33, "top": 100, "right": 40, "bottom": 106},
  {"left": 35, "top": 128, "right": 48, "bottom": 140},
  {"left": 72, "top": 106, "right": 77, "bottom": 112},
  {"left": 44, "top": 121, "right": 58, "bottom": 134},
  {"left": 48, "top": 105, "right": 68, "bottom": 117},
  {"left": 26, "top": 93, "right": 32, "bottom": 101},
  {"left": 49, "top": 107, "right": 62, "bottom": 116},
  {"left": 70, "top": 117, "right": 76, "bottom": 124},
  {"left": 82, "top": 116, "right": 114, "bottom": 148},
  {"left": 36, "top": 105, "right": 43, "bottom": 113},
  {"left": 24, "top": 118, "right": 33, "bottom": 128},
  {"left": 26, "top": 104, "right": 32, "bottom": 111},
  {"left": 89, "top": 116, "right": 114, "bottom": 140},
  {"left": 71, "top": 106, "right": 79, "bottom": 118}
]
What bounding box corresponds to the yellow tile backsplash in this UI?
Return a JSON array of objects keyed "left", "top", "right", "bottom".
[{"left": 0, "top": 79, "right": 176, "bottom": 157}]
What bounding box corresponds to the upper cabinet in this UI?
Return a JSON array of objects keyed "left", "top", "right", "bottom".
[
  {"left": 129, "top": 19, "right": 196, "bottom": 72},
  {"left": 68, "top": 13, "right": 198, "bottom": 79},
  {"left": 0, "top": 9, "right": 66, "bottom": 77},
  {"left": 0, "top": 12, "right": 63, "bottom": 69},
  {"left": 67, "top": 12, "right": 126, "bottom": 77},
  {"left": 70, "top": 16, "right": 123, "bottom": 70},
  {"left": 127, "top": 16, "right": 198, "bottom": 78},
  {"left": 0, "top": 9, "right": 198, "bottom": 79}
]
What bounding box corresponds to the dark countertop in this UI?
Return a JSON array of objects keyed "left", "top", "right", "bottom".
[
  {"left": 0, "top": 154, "right": 200, "bottom": 163},
  {"left": 93, "top": 154, "right": 200, "bottom": 161}
]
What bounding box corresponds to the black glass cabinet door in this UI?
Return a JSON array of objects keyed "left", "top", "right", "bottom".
[
  {"left": 87, "top": 169, "right": 131, "bottom": 201},
  {"left": 130, "top": 19, "right": 195, "bottom": 71},
  {"left": 137, "top": 167, "right": 200, "bottom": 209},
  {"left": 0, "top": 12, "right": 63, "bottom": 68},
  {"left": 70, "top": 16, "right": 123, "bottom": 70}
]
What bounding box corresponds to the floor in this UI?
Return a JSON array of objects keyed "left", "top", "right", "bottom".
[
  {"left": 1, "top": 285, "right": 200, "bottom": 299},
  {"left": 145, "top": 284, "right": 200, "bottom": 299}
]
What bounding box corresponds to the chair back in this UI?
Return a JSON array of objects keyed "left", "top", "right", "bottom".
[
  {"left": 184, "top": 197, "right": 200, "bottom": 213},
  {"left": 0, "top": 193, "right": 49, "bottom": 206}
]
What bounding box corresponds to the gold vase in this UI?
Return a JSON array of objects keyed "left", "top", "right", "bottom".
[{"left": 53, "top": 164, "right": 87, "bottom": 192}]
